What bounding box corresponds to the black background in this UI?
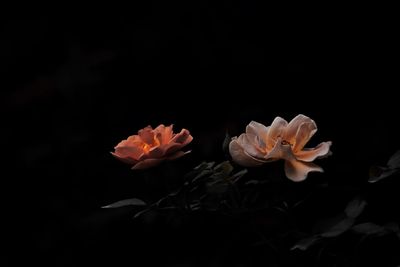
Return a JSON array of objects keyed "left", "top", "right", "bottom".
[{"left": 3, "top": 5, "right": 399, "bottom": 267}]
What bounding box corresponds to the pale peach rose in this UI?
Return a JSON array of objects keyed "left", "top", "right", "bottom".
[
  {"left": 112, "top": 124, "right": 193, "bottom": 169},
  {"left": 229, "top": 115, "right": 332, "bottom": 181}
]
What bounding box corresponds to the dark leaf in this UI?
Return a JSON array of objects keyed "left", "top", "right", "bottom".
[
  {"left": 158, "top": 206, "right": 179, "bottom": 211},
  {"left": 344, "top": 197, "right": 367, "bottom": 218},
  {"left": 245, "top": 180, "right": 260, "bottom": 185},
  {"left": 192, "top": 169, "right": 214, "bottom": 183},
  {"left": 184, "top": 162, "right": 215, "bottom": 181},
  {"left": 369, "top": 150, "right": 400, "bottom": 183},
  {"left": 102, "top": 198, "right": 146, "bottom": 208},
  {"left": 206, "top": 182, "right": 229, "bottom": 194},
  {"left": 291, "top": 236, "right": 322, "bottom": 251},
  {"left": 231, "top": 169, "right": 248, "bottom": 183},
  {"left": 369, "top": 166, "right": 398, "bottom": 183},
  {"left": 320, "top": 216, "right": 355, "bottom": 238},
  {"left": 222, "top": 132, "right": 231, "bottom": 155},
  {"left": 133, "top": 208, "right": 151, "bottom": 218},
  {"left": 384, "top": 222, "right": 400, "bottom": 233},
  {"left": 194, "top": 161, "right": 215, "bottom": 171},
  {"left": 388, "top": 150, "right": 400, "bottom": 169},
  {"left": 352, "top": 223, "right": 386, "bottom": 235},
  {"left": 214, "top": 161, "right": 234, "bottom": 176}
]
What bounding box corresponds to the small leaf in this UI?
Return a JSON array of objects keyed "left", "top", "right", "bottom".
[
  {"left": 245, "top": 180, "right": 259, "bottom": 185},
  {"left": 384, "top": 222, "right": 400, "bottom": 233},
  {"left": 369, "top": 166, "right": 398, "bottom": 183},
  {"left": 231, "top": 169, "right": 248, "bottom": 183},
  {"left": 206, "top": 182, "right": 229, "bottom": 194},
  {"left": 184, "top": 162, "right": 214, "bottom": 181},
  {"left": 320, "top": 217, "right": 355, "bottom": 237},
  {"left": 214, "top": 161, "right": 234, "bottom": 176},
  {"left": 222, "top": 132, "right": 231, "bottom": 155},
  {"left": 192, "top": 169, "right": 214, "bottom": 183},
  {"left": 133, "top": 208, "right": 151, "bottom": 218},
  {"left": 194, "top": 161, "right": 215, "bottom": 170},
  {"left": 352, "top": 223, "right": 386, "bottom": 235},
  {"left": 102, "top": 198, "right": 146, "bottom": 208},
  {"left": 291, "top": 236, "right": 321, "bottom": 251},
  {"left": 344, "top": 197, "right": 367, "bottom": 218},
  {"left": 387, "top": 150, "right": 400, "bottom": 169}
]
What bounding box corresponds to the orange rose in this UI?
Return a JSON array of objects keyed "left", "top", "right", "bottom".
[
  {"left": 112, "top": 124, "right": 193, "bottom": 169},
  {"left": 229, "top": 115, "right": 332, "bottom": 181}
]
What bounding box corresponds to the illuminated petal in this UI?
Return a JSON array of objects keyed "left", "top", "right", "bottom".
[
  {"left": 284, "top": 159, "right": 323, "bottom": 182},
  {"left": 264, "top": 139, "right": 295, "bottom": 161},
  {"left": 147, "top": 146, "right": 165, "bottom": 158},
  {"left": 164, "top": 143, "right": 184, "bottom": 154},
  {"left": 293, "top": 122, "right": 317, "bottom": 152},
  {"left": 113, "top": 143, "right": 144, "bottom": 160},
  {"left": 237, "top": 133, "right": 266, "bottom": 158},
  {"left": 126, "top": 135, "right": 143, "bottom": 145},
  {"left": 138, "top": 126, "right": 155, "bottom": 144},
  {"left": 154, "top": 124, "right": 174, "bottom": 144},
  {"left": 284, "top": 114, "right": 314, "bottom": 144},
  {"left": 266, "top": 117, "right": 288, "bottom": 149},
  {"left": 295, "top": 141, "right": 332, "bottom": 162},
  {"left": 229, "top": 138, "right": 267, "bottom": 167},
  {"left": 170, "top": 129, "right": 193, "bottom": 146},
  {"left": 246, "top": 121, "right": 269, "bottom": 144}
]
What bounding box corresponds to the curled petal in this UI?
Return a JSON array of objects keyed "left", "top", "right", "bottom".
[
  {"left": 147, "top": 146, "right": 165, "bottom": 158},
  {"left": 295, "top": 141, "right": 332, "bottom": 162},
  {"left": 284, "top": 159, "right": 323, "bottom": 182},
  {"left": 164, "top": 143, "right": 184, "bottom": 155},
  {"left": 154, "top": 124, "right": 174, "bottom": 144},
  {"left": 132, "top": 158, "right": 165, "bottom": 170},
  {"left": 237, "top": 133, "right": 266, "bottom": 159},
  {"left": 113, "top": 144, "right": 144, "bottom": 160},
  {"left": 266, "top": 117, "right": 288, "bottom": 149},
  {"left": 138, "top": 126, "right": 156, "bottom": 144},
  {"left": 171, "top": 129, "right": 193, "bottom": 146},
  {"left": 284, "top": 114, "right": 314, "bottom": 144},
  {"left": 246, "top": 121, "right": 269, "bottom": 144},
  {"left": 293, "top": 122, "right": 317, "bottom": 152},
  {"left": 229, "top": 138, "right": 267, "bottom": 167},
  {"left": 126, "top": 135, "right": 143, "bottom": 145},
  {"left": 264, "top": 139, "right": 295, "bottom": 161}
]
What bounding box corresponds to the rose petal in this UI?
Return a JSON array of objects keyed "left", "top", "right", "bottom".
[
  {"left": 147, "top": 146, "right": 165, "bottom": 158},
  {"left": 237, "top": 133, "right": 266, "bottom": 159},
  {"left": 266, "top": 117, "right": 288, "bottom": 150},
  {"left": 284, "top": 114, "right": 314, "bottom": 144},
  {"left": 170, "top": 129, "right": 193, "bottom": 146},
  {"left": 132, "top": 158, "right": 165, "bottom": 170},
  {"left": 138, "top": 126, "right": 155, "bottom": 144},
  {"left": 114, "top": 144, "right": 144, "bottom": 160},
  {"left": 284, "top": 159, "right": 323, "bottom": 182},
  {"left": 293, "top": 122, "right": 318, "bottom": 152},
  {"left": 246, "top": 121, "right": 269, "bottom": 143},
  {"left": 126, "top": 135, "right": 143, "bottom": 144},
  {"left": 264, "top": 138, "right": 295, "bottom": 161},
  {"left": 229, "top": 138, "right": 267, "bottom": 167},
  {"left": 154, "top": 124, "right": 174, "bottom": 144},
  {"left": 163, "top": 143, "right": 184, "bottom": 155},
  {"left": 295, "top": 141, "right": 332, "bottom": 162}
]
